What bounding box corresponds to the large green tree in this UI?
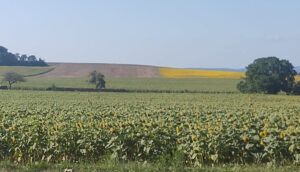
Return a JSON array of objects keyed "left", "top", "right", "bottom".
[{"left": 237, "top": 57, "right": 297, "bottom": 94}]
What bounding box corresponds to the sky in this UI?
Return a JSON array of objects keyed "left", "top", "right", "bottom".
[{"left": 0, "top": 0, "right": 300, "bottom": 68}]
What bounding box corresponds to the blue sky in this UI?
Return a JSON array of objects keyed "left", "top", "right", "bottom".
[{"left": 1, "top": 0, "right": 300, "bottom": 68}]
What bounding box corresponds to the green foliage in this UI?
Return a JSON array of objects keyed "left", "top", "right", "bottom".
[
  {"left": 49, "top": 84, "right": 58, "bottom": 91},
  {"left": 0, "top": 91, "right": 299, "bottom": 165},
  {"left": 237, "top": 57, "right": 297, "bottom": 94},
  {"left": 237, "top": 80, "right": 252, "bottom": 93},
  {"left": 0, "top": 161, "right": 299, "bottom": 172},
  {"left": 0, "top": 45, "right": 48, "bottom": 66},
  {"left": 292, "top": 82, "right": 300, "bottom": 95},
  {"left": 14, "top": 77, "right": 240, "bottom": 93},
  {"left": 0, "top": 46, "right": 8, "bottom": 53},
  {"left": 88, "top": 71, "right": 106, "bottom": 90},
  {"left": 2, "top": 72, "right": 26, "bottom": 89}
]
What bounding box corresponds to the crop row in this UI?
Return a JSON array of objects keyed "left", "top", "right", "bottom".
[{"left": 0, "top": 91, "right": 299, "bottom": 166}]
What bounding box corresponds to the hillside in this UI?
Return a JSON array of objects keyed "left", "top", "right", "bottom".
[
  {"left": 1, "top": 63, "right": 298, "bottom": 80},
  {"left": 39, "top": 63, "right": 246, "bottom": 79},
  {"left": 0, "top": 66, "right": 54, "bottom": 77},
  {"left": 0, "top": 63, "right": 298, "bottom": 92},
  {"left": 38, "top": 63, "right": 160, "bottom": 78}
]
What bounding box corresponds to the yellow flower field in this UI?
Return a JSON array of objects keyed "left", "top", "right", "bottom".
[
  {"left": 160, "top": 67, "right": 245, "bottom": 79},
  {"left": 160, "top": 67, "right": 300, "bottom": 81},
  {"left": 296, "top": 75, "right": 300, "bottom": 81}
]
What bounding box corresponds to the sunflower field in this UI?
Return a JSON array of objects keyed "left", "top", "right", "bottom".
[{"left": 0, "top": 91, "right": 299, "bottom": 166}]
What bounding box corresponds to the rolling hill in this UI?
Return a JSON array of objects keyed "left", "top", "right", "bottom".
[
  {"left": 0, "top": 63, "right": 299, "bottom": 80},
  {"left": 36, "top": 63, "right": 300, "bottom": 81},
  {"left": 0, "top": 66, "right": 54, "bottom": 77},
  {"left": 38, "top": 63, "right": 245, "bottom": 79},
  {"left": 0, "top": 63, "right": 298, "bottom": 92},
  {"left": 38, "top": 63, "right": 161, "bottom": 78}
]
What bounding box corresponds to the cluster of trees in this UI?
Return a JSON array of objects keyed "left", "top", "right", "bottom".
[
  {"left": 0, "top": 46, "right": 48, "bottom": 66},
  {"left": 237, "top": 57, "right": 300, "bottom": 95}
]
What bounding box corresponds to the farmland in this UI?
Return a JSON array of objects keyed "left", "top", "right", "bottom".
[
  {"left": 13, "top": 77, "right": 240, "bottom": 93},
  {"left": 0, "top": 66, "right": 54, "bottom": 77},
  {"left": 160, "top": 67, "right": 245, "bottom": 79},
  {"left": 160, "top": 67, "right": 300, "bottom": 81},
  {"left": 0, "top": 65, "right": 300, "bottom": 171},
  {"left": 0, "top": 65, "right": 298, "bottom": 93},
  {"left": 0, "top": 65, "right": 297, "bottom": 94},
  {"left": 0, "top": 90, "right": 299, "bottom": 170},
  {"left": 2, "top": 1, "right": 300, "bottom": 171}
]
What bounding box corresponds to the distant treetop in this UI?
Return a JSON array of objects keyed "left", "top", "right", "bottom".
[{"left": 0, "top": 46, "right": 48, "bottom": 66}]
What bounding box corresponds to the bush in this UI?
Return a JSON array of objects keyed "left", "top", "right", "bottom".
[{"left": 292, "top": 82, "right": 300, "bottom": 95}]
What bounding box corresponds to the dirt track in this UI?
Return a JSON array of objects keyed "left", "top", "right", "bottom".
[{"left": 37, "top": 63, "right": 161, "bottom": 78}]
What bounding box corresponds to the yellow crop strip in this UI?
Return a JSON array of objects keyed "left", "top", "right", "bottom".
[
  {"left": 296, "top": 75, "right": 300, "bottom": 81},
  {"left": 160, "top": 67, "right": 300, "bottom": 80},
  {"left": 160, "top": 67, "right": 245, "bottom": 79}
]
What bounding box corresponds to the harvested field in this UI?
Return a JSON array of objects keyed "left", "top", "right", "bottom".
[{"left": 38, "top": 63, "right": 160, "bottom": 78}]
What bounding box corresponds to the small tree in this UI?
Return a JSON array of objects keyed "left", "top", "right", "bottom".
[
  {"left": 237, "top": 57, "right": 297, "bottom": 94},
  {"left": 88, "top": 71, "right": 106, "bottom": 90},
  {"left": 2, "top": 72, "right": 26, "bottom": 89}
]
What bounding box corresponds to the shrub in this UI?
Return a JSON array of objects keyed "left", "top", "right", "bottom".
[{"left": 292, "top": 82, "right": 300, "bottom": 95}]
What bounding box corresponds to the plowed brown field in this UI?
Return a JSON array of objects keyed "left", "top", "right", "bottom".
[{"left": 37, "top": 63, "right": 160, "bottom": 78}]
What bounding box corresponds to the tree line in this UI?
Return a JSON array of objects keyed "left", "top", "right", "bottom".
[{"left": 0, "top": 46, "right": 48, "bottom": 66}]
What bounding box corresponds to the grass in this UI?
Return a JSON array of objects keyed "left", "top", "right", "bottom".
[
  {"left": 11, "top": 76, "right": 299, "bottom": 93},
  {"left": 0, "top": 66, "right": 54, "bottom": 77},
  {"left": 0, "top": 161, "right": 299, "bottom": 172},
  {"left": 107, "top": 78, "right": 240, "bottom": 92},
  {"left": 13, "top": 77, "right": 241, "bottom": 92}
]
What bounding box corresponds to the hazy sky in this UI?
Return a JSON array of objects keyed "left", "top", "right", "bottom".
[{"left": 1, "top": 0, "right": 300, "bottom": 68}]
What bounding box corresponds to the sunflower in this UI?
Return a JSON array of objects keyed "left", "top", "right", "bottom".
[{"left": 259, "top": 130, "right": 267, "bottom": 138}]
